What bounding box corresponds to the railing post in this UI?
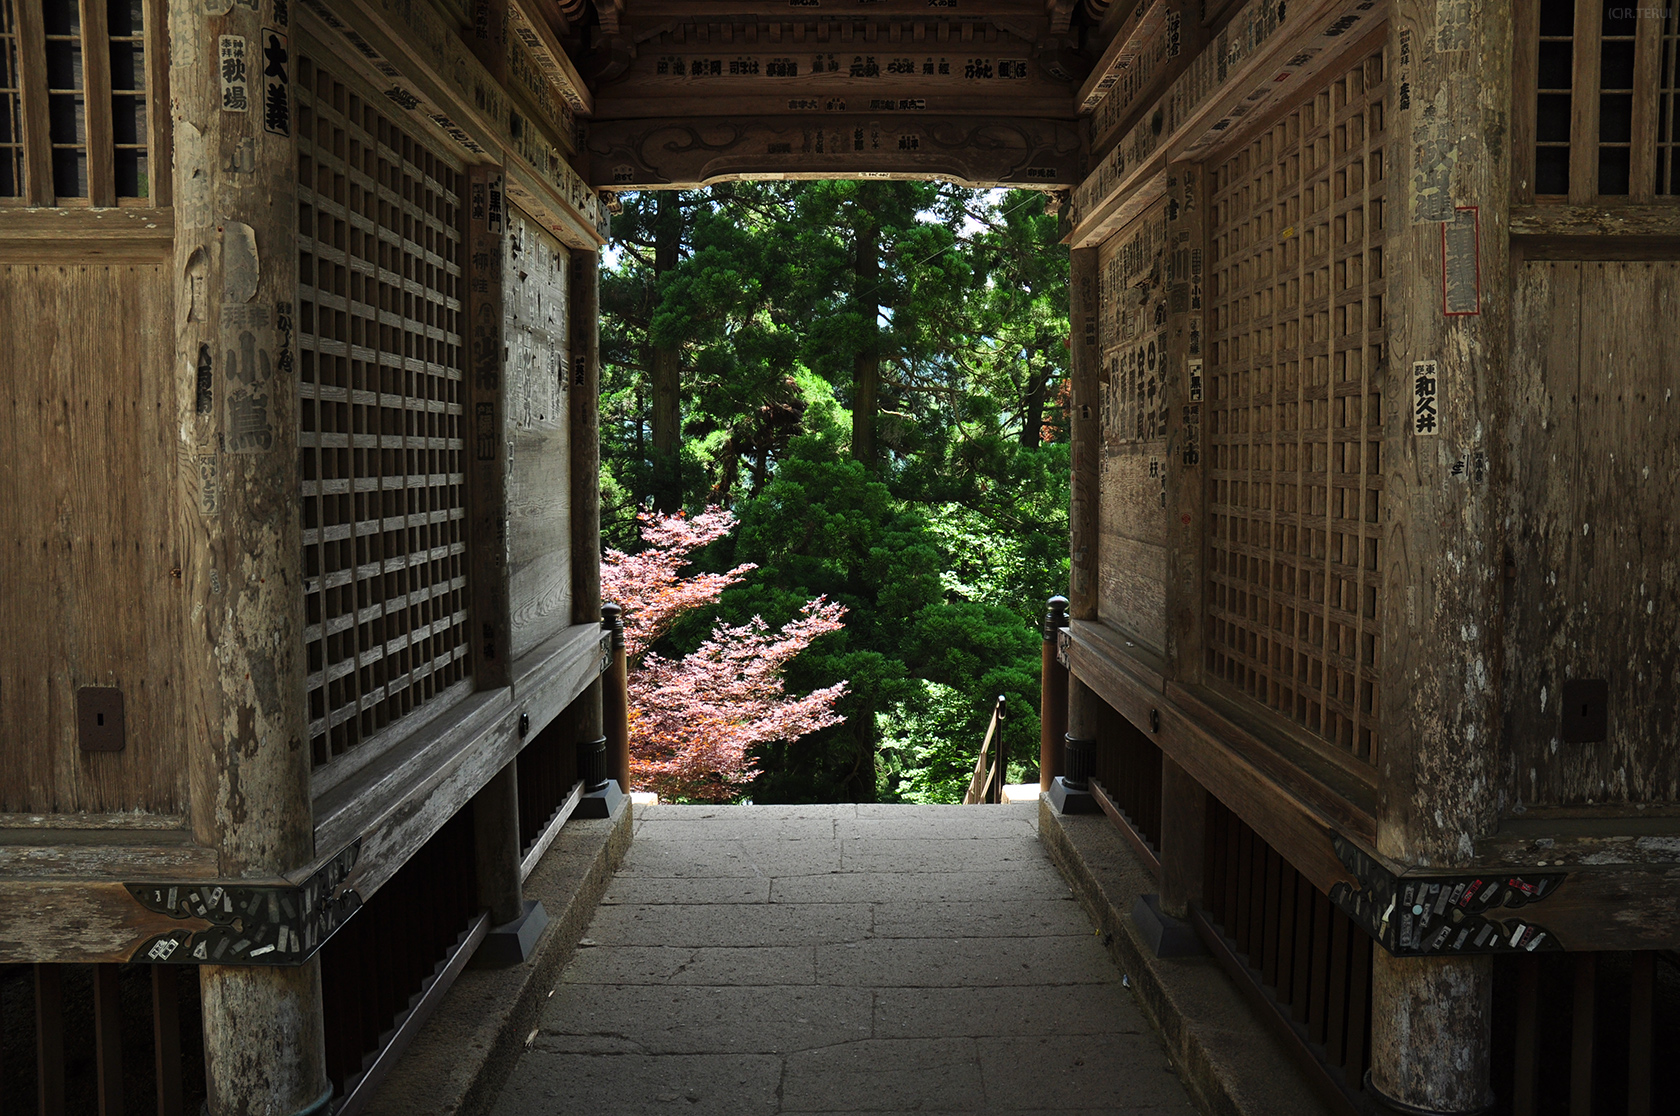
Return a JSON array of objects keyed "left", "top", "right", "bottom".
[
  {"left": 603, "top": 602, "right": 632, "bottom": 793},
  {"left": 990, "top": 696, "right": 1007, "bottom": 804},
  {"left": 1040, "top": 596, "right": 1069, "bottom": 791},
  {"left": 1049, "top": 677, "right": 1098, "bottom": 814}
]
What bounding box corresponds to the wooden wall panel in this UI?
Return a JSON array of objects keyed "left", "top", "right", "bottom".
[
  {"left": 1096, "top": 199, "right": 1170, "bottom": 650},
  {"left": 504, "top": 206, "right": 572, "bottom": 662},
  {"left": 0, "top": 263, "right": 182, "bottom": 814},
  {"left": 1504, "top": 260, "right": 1680, "bottom": 808}
]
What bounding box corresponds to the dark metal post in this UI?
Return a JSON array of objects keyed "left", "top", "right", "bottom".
[
  {"left": 1040, "top": 596, "right": 1068, "bottom": 791},
  {"left": 602, "top": 602, "right": 631, "bottom": 793},
  {"left": 1050, "top": 676, "right": 1098, "bottom": 813}
]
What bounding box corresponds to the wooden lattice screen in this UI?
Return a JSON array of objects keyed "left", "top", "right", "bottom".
[
  {"left": 1531, "top": 0, "right": 1680, "bottom": 200},
  {"left": 297, "top": 53, "right": 472, "bottom": 773},
  {"left": 1205, "top": 47, "right": 1388, "bottom": 766}
]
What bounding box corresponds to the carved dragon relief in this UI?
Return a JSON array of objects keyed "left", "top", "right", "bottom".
[{"left": 587, "top": 115, "right": 1084, "bottom": 189}]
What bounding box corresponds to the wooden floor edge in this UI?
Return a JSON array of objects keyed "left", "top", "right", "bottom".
[
  {"left": 357, "top": 796, "right": 635, "bottom": 1116},
  {"left": 1036, "top": 794, "right": 1342, "bottom": 1116}
]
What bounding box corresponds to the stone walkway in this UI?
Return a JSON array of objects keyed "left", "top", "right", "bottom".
[{"left": 489, "top": 803, "right": 1197, "bottom": 1115}]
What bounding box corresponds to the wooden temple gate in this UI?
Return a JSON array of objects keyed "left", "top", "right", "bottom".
[{"left": 0, "top": 0, "right": 1675, "bottom": 1113}]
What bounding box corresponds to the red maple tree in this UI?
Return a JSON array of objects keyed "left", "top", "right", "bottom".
[{"left": 602, "top": 507, "right": 848, "bottom": 802}]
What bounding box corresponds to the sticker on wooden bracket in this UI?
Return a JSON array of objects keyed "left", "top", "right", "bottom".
[
  {"left": 127, "top": 841, "right": 362, "bottom": 966},
  {"left": 1328, "top": 836, "right": 1566, "bottom": 956}
]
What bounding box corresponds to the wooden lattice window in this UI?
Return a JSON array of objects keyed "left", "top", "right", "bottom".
[
  {"left": 1529, "top": 0, "right": 1680, "bottom": 201},
  {"left": 1205, "top": 47, "right": 1388, "bottom": 765},
  {"left": 296, "top": 54, "right": 472, "bottom": 773},
  {"left": 1, "top": 2, "right": 21, "bottom": 195},
  {"left": 0, "top": 0, "right": 152, "bottom": 204}
]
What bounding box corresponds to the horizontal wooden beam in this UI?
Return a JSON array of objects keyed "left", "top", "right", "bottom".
[
  {"left": 1510, "top": 204, "right": 1680, "bottom": 240},
  {"left": 509, "top": 0, "right": 593, "bottom": 115},
  {"left": 1070, "top": 0, "right": 1381, "bottom": 244},
  {"left": 627, "top": 1, "right": 1049, "bottom": 20},
  {"left": 588, "top": 113, "right": 1083, "bottom": 188},
  {"left": 297, "top": 0, "right": 604, "bottom": 245},
  {"left": 0, "top": 206, "right": 174, "bottom": 261}
]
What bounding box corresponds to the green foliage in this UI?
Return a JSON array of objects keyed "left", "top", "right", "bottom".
[{"left": 599, "top": 182, "right": 1070, "bottom": 803}]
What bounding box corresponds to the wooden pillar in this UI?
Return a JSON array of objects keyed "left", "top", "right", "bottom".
[
  {"left": 1372, "top": 1, "right": 1512, "bottom": 1111},
  {"left": 1039, "top": 595, "right": 1069, "bottom": 790},
  {"left": 1068, "top": 247, "right": 1100, "bottom": 623},
  {"left": 472, "top": 762, "right": 525, "bottom": 925},
  {"left": 170, "top": 0, "right": 328, "bottom": 1109},
  {"left": 1157, "top": 757, "right": 1206, "bottom": 920},
  {"left": 1054, "top": 246, "right": 1100, "bottom": 813},
  {"left": 467, "top": 164, "right": 513, "bottom": 691},
  {"left": 570, "top": 249, "right": 618, "bottom": 813},
  {"left": 1370, "top": 951, "right": 1494, "bottom": 1114},
  {"left": 1163, "top": 161, "right": 1207, "bottom": 688}
]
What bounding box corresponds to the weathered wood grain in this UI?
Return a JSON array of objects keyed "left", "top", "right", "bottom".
[
  {"left": 0, "top": 206, "right": 173, "bottom": 260},
  {"left": 1095, "top": 199, "right": 1170, "bottom": 650},
  {"left": 468, "top": 165, "right": 514, "bottom": 691},
  {"left": 1162, "top": 162, "right": 1206, "bottom": 685},
  {"left": 1070, "top": 0, "right": 1388, "bottom": 246},
  {"left": 586, "top": 114, "right": 1084, "bottom": 190},
  {"left": 1503, "top": 261, "right": 1680, "bottom": 809},
  {"left": 0, "top": 263, "right": 182, "bottom": 815},
  {"left": 13, "top": 0, "right": 51, "bottom": 205},
  {"left": 0, "top": 883, "right": 216, "bottom": 963},
  {"left": 506, "top": 207, "right": 574, "bottom": 661},
  {"left": 1070, "top": 247, "right": 1101, "bottom": 620},
  {"left": 296, "top": 0, "right": 603, "bottom": 245}
]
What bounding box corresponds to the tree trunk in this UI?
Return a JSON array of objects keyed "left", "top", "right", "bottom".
[
  {"left": 852, "top": 209, "right": 881, "bottom": 472},
  {"left": 1020, "top": 350, "right": 1044, "bottom": 448},
  {"left": 650, "top": 192, "right": 683, "bottom": 510}
]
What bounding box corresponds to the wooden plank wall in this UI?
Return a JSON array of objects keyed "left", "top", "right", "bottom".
[
  {"left": 504, "top": 206, "right": 573, "bottom": 661},
  {"left": 1096, "top": 198, "right": 1171, "bottom": 652},
  {"left": 0, "top": 262, "right": 182, "bottom": 814},
  {"left": 1504, "top": 260, "right": 1680, "bottom": 808}
]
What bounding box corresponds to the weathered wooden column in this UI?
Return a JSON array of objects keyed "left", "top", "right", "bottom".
[
  {"left": 171, "top": 0, "right": 327, "bottom": 1110},
  {"left": 1051, "top": 248, "right": 1100, "bottom": 814},
  {"left": 1039, "top": 596, "right": 1069, "bottom": 791},
  {"left": 1371, "top": 1, "right": 1511, "bottom": 1111},
  {"left": 1146, "top": 161, "right": 1211, "bottom": 949},
  {"left": 570, "top": 249, "right": 622, "bottom": 817},
  {"left": 602, "top": 602, "right": 632, "bottom": 793},
  {"left": 460, "top": 164, "right": 546, "bottom": 964}
]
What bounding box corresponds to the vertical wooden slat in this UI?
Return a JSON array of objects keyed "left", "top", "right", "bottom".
[
  {"left": 1245, "top": 832, "right": 1265, "bottom": 960},
  {"left": 34, "top": 965, "right": 65, "bottom": 1116},
  {"left": 1290, "top": 877, "right": 1313, "bottom": 1023},
  {"left": 92, "top": 964, "right": 124, "bottom": 1116},
  {"left": 151, "top": 965, "right": 184, "bottom": 1116},
  {"left": 1233, "top": 823, "right": 1254, "bottom": 955},
  {"left": 13, "top": 0, "right": 50, "bottom": 204},
  {"left": 1570, "top": 952, "right": 1595, "bottom": 1116},
  {"left": 1628, "top": 951, "right": 1653, "bottom": 1116},
  {"left": 1511, "top": 0, "right": 1541, "bottom": 203},
  {"left": 143, "top": 0, "right": 169, "bottom": 205},
  {"left": 1260, "top": 846, "right": 1281, "bottom": 987},
  {"left": 1629, "top": 5, "right": 1663, "bottom": 200},
  {"left": 78, "top": 0, "right": 113, "bottom": 205},
  {"left": 1344, "top": 932, "right": 1371, "bottom": 1083},
  {"left": 1513, "top": 953, "right": 1540, "bottom": 1116},
  {"left": 1569, "top": 0, "right": 1603, "bottom": 202},
  {"left": 1275, "top": 865, "right": 1297, "bottom": 1015},
  {"left": 1307, "top": 890, "right": 1331, "bottom": 1045},
  {"left": 1223, "top": 811, "right": 1240, "bottom": 931},
  {"left": 1325, "top": 912, "right": 1350, "bottom": 1068}
]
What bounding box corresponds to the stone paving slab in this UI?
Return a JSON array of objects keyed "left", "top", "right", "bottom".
[{"left": 489, "top": 804, "right": 1198, "bottom": 1116}]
